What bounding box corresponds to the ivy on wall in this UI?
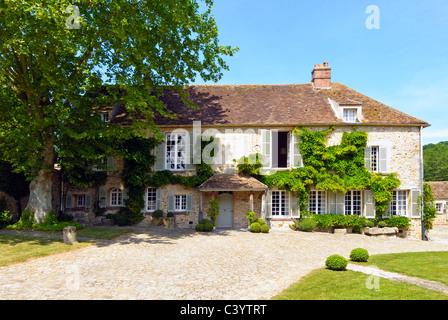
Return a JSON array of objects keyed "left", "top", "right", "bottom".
[{"left": 240, "top": 126, "right": 401, "bottom": 217}]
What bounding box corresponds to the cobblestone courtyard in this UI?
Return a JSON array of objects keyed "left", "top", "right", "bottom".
[{"left": 1, "top": 227, "right": 448, "bottom": 300}]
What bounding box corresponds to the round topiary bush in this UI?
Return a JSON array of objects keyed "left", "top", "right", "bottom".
[
  {"left": 260, "top": 224, "right": 269, "bottom": 233},
  {"left": 378, "top": 221, "right": 386, "bottom": 228},
  {"left": 249, "top": 222, "right": 261, "bottom": 233},
  {"left": 325, "top": 254, "right": 348, "bottom": 271},
  {"left": 366, "top": 221, "right": 374, "bottom": 228},
  {"left": 195, "top": 223, "right": 204, "bottom": 231},
  {"left": 199, "top": 218, "right": 212, "bottom": 225},
  {"left": 254, "top": 218, "right": 266, "bottom": 225},
  {"left": 350, "top": 248, "right": 369, "bottom": 262},
  {"left": 203, "top": 222, "right": 214, "bottom": 232}
]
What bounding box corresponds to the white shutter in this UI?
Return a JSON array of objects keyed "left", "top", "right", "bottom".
[
  {"left": 154, "top": 137, "right": 165, "bottom": 171},
  {"left": 328, "top": 192, "right": 337, "bottom": 214},
  {"left": 291, "top": 132, "right": 303, "bottom": 168},
  {"left": 156, "top": 188, "right": 162, "bottom": 211},
  {"left": 106, "top": 157, "right": 114, "bottom": 171},
  {"left": 186, "top": 194, "right": 193, "bottom": 213},
  {"left": 364, "top": 146, "right": 372, "bottom": 171},
  {"left": 410, "top": 189, "right": 421, "bottom": 218},
  {"left": 364, "top": 190, "right": 376, "bottom": 218},
  {"left": 379, "top": 146, "right": 388, "bottom": 173},
  {"left": 265, "top": 189, "right": 272, "bottom": 218},
  {"left": 185, "top": 132, "right": 196, "bottom": 171},
  {"left": 122, "top": 188, "right": 129, "bottom": 206},
  {"left": 260, "top": 130, "right": 271, "bottom": 168},
  {"left": 167, "top": 193, "right": 175, "bottom": 212},
  {"left": 85, "top": 194, "right": 92, "bottom": 209},
  {"left": 65, "top": 194, "right": 73, "bottom": 209},
  {"left": 290, "top": 192, "right": 300, "bottom": 218},
  {"left": 99, "top": 188, "right": 107, "bottom": 208},
  {"left": 336, "top": 193, "right": 345, "bottom": 215}
]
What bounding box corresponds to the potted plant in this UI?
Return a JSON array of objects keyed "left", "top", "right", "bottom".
[{"left": 151, "top": 209, "right": 164, "bottom": 226}]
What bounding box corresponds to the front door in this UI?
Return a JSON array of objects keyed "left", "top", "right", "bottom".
[{"left": 217, "top": 192, "right": 233, "bottom": 228}]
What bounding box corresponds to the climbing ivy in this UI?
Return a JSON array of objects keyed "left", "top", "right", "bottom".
[{"left": 242, "top": 126, "right": 401, "bottom": 217}]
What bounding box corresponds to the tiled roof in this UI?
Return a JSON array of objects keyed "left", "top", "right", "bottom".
[
  {"left": 198, "top": 174, "right": 268, "bottom": 191},
  {"left": 149, "top": 82, "right": 428, "bottom": 127},
  {"left": 426, "top": 181, "right": 448, "bottom": 199}
]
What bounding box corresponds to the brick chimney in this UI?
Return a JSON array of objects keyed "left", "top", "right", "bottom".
[{"left": 311, "top": 62, "right": 331, "bottom": 88}]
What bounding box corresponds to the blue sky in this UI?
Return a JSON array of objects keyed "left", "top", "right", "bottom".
[{"left": 193, "top": 0, "right": 448, "bottom": 145}]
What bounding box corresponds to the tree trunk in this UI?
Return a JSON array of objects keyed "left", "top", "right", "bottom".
[{"left": 25, "top": 136, "right": 57, "bottom": 223}]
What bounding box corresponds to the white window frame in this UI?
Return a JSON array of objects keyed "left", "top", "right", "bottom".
[
  {"left": 342, "top": 108, "right": 357, "bottom": 123},
  {"left": 435, "top": 202, "right": 443, "bottom": 213},
  {"left": 271, "top": 190, "right": 290, "bottom": 216},
  {"left": 309, "top": 190, "right": 327, "bottom": 214},
  {"left": 175, "top": 194, "right": 187, "bottom": 212},
  {"left": 76, "top": 194, "right": 86, "bottom": 208},
  {"left": 100, "top": 113, "right": 110, "bottom": 123},
  {"left": 345, "top": 190, "right": 362, "bottom": 216},
  {"left": 390, "top": 190, "right": 407, "bottom": 216},
  {"left": 166, "top": 133, "right": 187, "bottom": 171},
  {"left": 110, "top": 188, "right": 123, "bottom": 207},
  {"left": 146, "top": 188, "right": 157, "bottom": 212}
]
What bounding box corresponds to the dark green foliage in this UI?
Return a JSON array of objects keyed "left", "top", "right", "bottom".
[
  {"left": 350, "top": 248, "right": 369, "bottom": 262},
  {"left": 422, "top": 182, "right": 437, "bottom": 230},
  {"left": 234, "top": 153, "right": 263, "bottom": 176},
  {"left": 7, "top": 208, "right": 82, "bottom": 231},
  {"left": 423, "top": 141, "right": 448, "bottom": 181},
  {"left": 366, "top": 221, "right": 374, "bottom": 228},
  {"left": 291, "top": 218, "right": 316, "bottom": 232},
  {"left": 152, "top": 209, "right": 164, "bottom": 219},
  {"left": 385, "top": 216, "right": 411, "bottom": 229},
  {"left": 325, "top": 255, "right": 348, "bottom": 271},
  {"left": 378, "top": 221, "right": 386, "bottom": 228},
  {"left": 195, "top": 218, "right": 214, "bottom": 232}
]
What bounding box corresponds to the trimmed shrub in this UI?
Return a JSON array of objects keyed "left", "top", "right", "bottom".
[
  {"left": 260, "top": 224, "right": 270, "bottom": 233},
  {"left": 203, "top": 222, "right": 214, "bottom": 232},
  {"left": 385, "top": 216, "right": 410, "bottom": 229},
  {"left": 167, "top": 211, "right": 174, "bottom": 218},
  {"left": 199, "top": 218, "right": 212, "bottom": 225},
  {"left": 366, "top": 221, "right": 374, "bottom": 228},
  {"left": 152, "top": 209, "right": 164, "bottom": 218},
  {"left": 294, "top": 218, "right": 316, "bottom": 232},
  {"left": 249, "top": 222, "right": 261, "bottom": 233},
  {"left": 378, "top": 221, "right": 386, "bottom": 228},
  {"left": 325, "top": 254, "right": 348, "bottom": 271},
  {"left": 253, "top": 218, "right": 266, "bottom": 225},
  {"left": 350, "top": 248, "right": 369, "bottom": 262},
  {"left": 195, "top": 223, "right": 204, "bottom": 231}
]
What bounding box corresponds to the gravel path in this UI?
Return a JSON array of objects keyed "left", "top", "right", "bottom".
[{"left": 1, "top": 227, "right": 448, "bottom": 300}]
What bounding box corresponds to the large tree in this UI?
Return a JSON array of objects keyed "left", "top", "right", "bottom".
[
  {"left": 0, "top": 0, "right": 237, "bottom": 222},
  {"left": 423, "top": 141, "right": 448, "bottom": 181}
]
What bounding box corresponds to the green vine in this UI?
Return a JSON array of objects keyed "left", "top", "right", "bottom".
[{"left": 238, "top": 127, "right": 401, "bottom": 218}]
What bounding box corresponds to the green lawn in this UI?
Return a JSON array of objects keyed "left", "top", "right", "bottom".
[
  {"left": 77, "top": 227, "right": 134, "bottom": 240},
  {"left": 0, "top": 234, "right": 91, "bottom": 267},
  {"left": 272, "top": 268, "right": 448, "bottom": 300},
  {"left": 273, "top": 251, "right": 448, "bottom": 300}
]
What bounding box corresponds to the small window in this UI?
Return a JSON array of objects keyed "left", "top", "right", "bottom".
[
  {"left": 100, "top": 113, "right": 110, "bottom": 123},
  {"left": 175, "top": 194, "right": 187, "bottom": 211},
  {"left": 110, "top": 188, "right": 123, "bottom": 206},
  {"left": 166, "top": 133, "right": 187, "bottom": 170},
  {"left": 309, "top": 190, "right": 326, "bottom": 214},
  {"left": 435, "top": 203, "right": 443, "bottom": 213},
  {"left": 370, "top": 146, "right": 379, "bottom": 172},
  {"left": 343, "top": 108, "right": 357, "bottom": 123},
  {"left": 390, "top": 191, "right": 407, "bottom": 216},
  {"left": 146, "top": 188, "right": 157, "bottom": 212},
  {"left": 77, "top": 195, "right": 86, "bottom": 207},
  {"left": 271, "top": 191, "right": 289, "bottom": 216},
  {"left": 345, "top": 190, "right": 362, "bottom": 216}
]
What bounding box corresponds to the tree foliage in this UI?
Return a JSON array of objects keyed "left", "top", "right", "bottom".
[{"left": 423, "top": 141, "right": 448, "bottom": 181}]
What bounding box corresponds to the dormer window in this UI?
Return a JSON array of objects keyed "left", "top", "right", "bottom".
[
  {"left": 343, "top": 108, "right": 357, "bottom": 123},
  {"left": 100, "top": 113, "right": 110, "bottom": 123}
]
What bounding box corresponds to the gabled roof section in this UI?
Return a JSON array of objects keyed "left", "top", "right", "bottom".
[
  {"left": 198, "top": 173, "right": 268, "bottom": 191},
  {"left": 150, "top": 82, "right": 428, "bottom": 127},
  {"left": 426, "top": 181, "right": 448, "bottom": 199}
]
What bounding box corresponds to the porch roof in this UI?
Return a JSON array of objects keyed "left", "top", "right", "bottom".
[{"left": 198, "top": 173, "right": 267, "bottom": 192}]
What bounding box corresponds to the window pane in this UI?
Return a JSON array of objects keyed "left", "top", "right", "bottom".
[{"left": 147, "top": 188, "right": 157, "bottom": 211}]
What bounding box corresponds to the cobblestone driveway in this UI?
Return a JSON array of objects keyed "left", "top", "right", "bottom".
[{"left": 1, "top": 227, "right": 448, "bottom": 300}]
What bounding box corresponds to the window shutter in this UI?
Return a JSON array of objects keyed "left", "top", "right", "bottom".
[
  {"left": 65, "top": 194, "right": 73, "bottom": 209},
  {"left": 271, "top": 131, "right": 278, "bottom": 168},
  {"left": 156, "top": 188, "right": 162, "bottom": 211},
  {"left": 186, "top": 194, "right": 193, "bottom": 213},
  {"left": 364, "top": 190, "right": 376, "bottom": 218},
  {"left": 379, "top": 146, "right": 388, "bottom": 173},
  {"left": 364, "top": 146, "right": 372, "bottom": 171},
  {"left": 287, "top": 133, "right": 291, "bottom": 168},
  {"left": 328, "top": 192, "right": 336, "bottom": 214},
  {"left": 291, "top": 132, "right": 303, "bottom": 168},
  {"left": 106, "top": 157, "right": 114, "bottom": 171},
  {"left": 265, "top": 189, "right": 272, "bottom": 218},
  {"left": 410, "top": 189, "right": 421, "bottom": 218},
  {"left": 154, "top": 138, "right": 165, "bottom": 171},
  {"left": 260, "top": 130, "right": 271, "bottom": 168},
  {"left": 167, "top": 193, "right": 175, "bottom": 212},
  {"left": 336, "top": 193, "right": 345, "bottom": 215},
  {"left": 185, "top": 132, "right": 196, "bottom": 171},
  {"left": 85, "top": 194, "right": 92, "bottom": 209},
  {"left": 99, "top": 188, "right": 107, "bottom": 208},
  {"left": 290, "top": 193, "right": 300, "bottom": 218}
]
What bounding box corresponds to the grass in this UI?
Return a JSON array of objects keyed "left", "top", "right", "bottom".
[
  {"left": 77, "top": 226, "right": 134, "bottom": 240},
  {"left": 355, "top": 251, "right": 448, "bottom": 285},
  {"left": 0, "top": 234, "right": 91, "bottom": 267},
  {"left": 272, "top": 268, "right": 448, "bottom": 300}
]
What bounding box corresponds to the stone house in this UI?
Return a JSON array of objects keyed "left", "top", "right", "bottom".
[
  {"left": 62, "top": 62, "right": 428, "bottom": 239},
  {"left": 426, "top": 181, "right": 448, "bottom": 225}
]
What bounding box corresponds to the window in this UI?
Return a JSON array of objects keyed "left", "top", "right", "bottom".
[
  {"left": 77, "top": 195, "right": 86, "bottom": 207},
  {"left": 390, "top": 191, "right": 407, "bottom": 216},
  {"left": 345, "top": 190, "right": 362, "bottom": 215},
  {"left": 166, "top": 133, "right": 186, "bottom": 170},
  {"left": 175, "top": 194, "right": 187, "bottom": 211},
  {"left": 261, "top": 130, "right": 302, "bottom": 169},
  {"left": 100, "top": 113, "right": 109, "bottom": 122},
  {"left": 272, "top": 191, "right": 289, "bottom": 216},
  {"left": 343, "top": 108, "right": 357, "bottom": 123},
  {"left": 110, "top": 188, "right": 123, "bottom": 206},
  {"left": 146, "top": 188, "right": 157, "bottom": 212},
  {"left": 435, "top": 203, "right": 443, "bottom": 213},
  {"left": 272, "top": 131, "right": 289, "bottom": 168},
  {"left": 309, "top": 190, "right": 326, "bottom": 214},
  {"left": 370, "top": 146, "right": 379, "bottom": 172}
]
